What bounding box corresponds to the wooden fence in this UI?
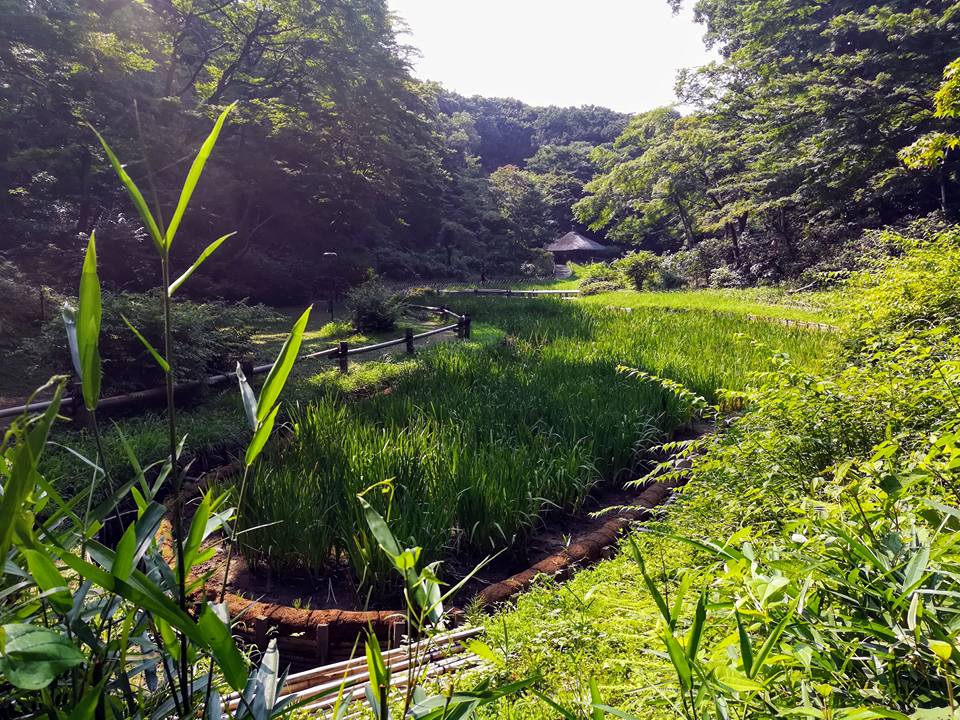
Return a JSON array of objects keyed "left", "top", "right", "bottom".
[
  {"left": 439, "top": 288, "right": 579, "bottom": 298},
  {"left": 0, "top": 305, "right": 471, "bottom": 422}
]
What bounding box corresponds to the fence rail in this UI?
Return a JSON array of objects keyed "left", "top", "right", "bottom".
[
  {"left": 0, "top": 307, "right": 471, "bottom": 422},
  {"left": 438, "top": 288, "right": 579, "bottom": 297}
]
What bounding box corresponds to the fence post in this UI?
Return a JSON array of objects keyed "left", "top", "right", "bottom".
[
  {"left": 240, "top": 359, "right": 254, "bottom": 380},
  {"left": 457, "top": 315, "right": 467, "bottom": 340},
  {"left": 405, "top": 328, "right": 415, "bottom": 354},
  {"left": 464, "top": 314, "right": 472, "bottom": 339},
  {"left": 338, "top": 341, "right": 349, "bottom": 373}
]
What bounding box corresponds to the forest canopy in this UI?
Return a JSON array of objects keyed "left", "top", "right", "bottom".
[
  {"left": 2, "top": 0, "right": 960, "bottom": 298},
  {"left": 0, "top": 0, "right": 627, "bottom": 302}
]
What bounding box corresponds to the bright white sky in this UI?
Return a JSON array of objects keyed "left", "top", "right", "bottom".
[{"left": 387, "top": 0, "right": 715, "bottom": 113}]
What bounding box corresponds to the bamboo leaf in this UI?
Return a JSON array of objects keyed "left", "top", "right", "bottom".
[
  {"left": 168, "top": 231, "right": 236, "bottom": 296},
  {"left": 21, "top": 549, "right": 72, "bottom": 613},
  {"left": 662, "top": 630, "right": 692, "bottom": 691},
  {"left": 589, "top": 678, "right": 604, "bottom": 720},
  {"left": 165, "top": 103, "right": 235, "bottom": 248},
  {"left": 628, "top": 535, "right": 671, "bottom": 625},
  {"left": 87, "top": 125, "right": 164, "bottom": 253},
  {"left": 236, "top": 362, "right": 258, "bottom": 431},
  {"left": 749, "top": 605, "right": 795, "bottom": 678},
  {"left": 112, "top": 523, "right": 137, "bottom": 580},
  {"left": 358, "top": 495, "right": 402, "bottom": 558},
  {"left": 77, "top": 233, "right": 102, "bottom": 411},
  {"left": 687, "top": 591, "right": 707, "bottom": 661},
  {"left": 62, "top": 304, "right": 81, "bottom": 377},
  {"left": 121, "top": 314, "right": 169, "bottom": 373},
  {"left": 244, "top": 403, "right": 280, "bottom": 468},
  {"left": 257, "top": 305, "right": 311, "bottom": 422},
  {"left": 734, "top": 609, "right": 754, "bottom": 673},
  {"left": 198, "top": 602, "right": 248, "bottom": 691}
]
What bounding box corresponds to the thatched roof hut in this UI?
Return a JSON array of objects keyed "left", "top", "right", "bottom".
[{"left": 544, "top": 232, "right": 618, "bottom": 264}]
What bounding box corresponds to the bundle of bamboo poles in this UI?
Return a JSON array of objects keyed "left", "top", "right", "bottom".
[{"left": 223, "top": 626, "right": 485, "bottom": 717}]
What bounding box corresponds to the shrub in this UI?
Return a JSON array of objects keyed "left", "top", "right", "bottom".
[
  {"left": 27, "top": 290, "right": 272, "bottom": 393},
  {"left": 708, "top": 263, "right": 746, "bottom": 288},
  {"left": 579, "top": 279, "right": 624, "bottom": 296},
  {"left": 614, "top": 251, "right": 660, "bottom": 289},
  {"left": 578, "top": 261, "right": 621, "bottom": 284},
  {"left": 345, "top": 272, "right": 404, "bottom": 332}
]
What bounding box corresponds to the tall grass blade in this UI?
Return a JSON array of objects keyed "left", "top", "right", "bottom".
[
  {"left": 78, "top": 233, "right": 102, "bottom": 410},
  {"left": 165, "top": 103, "right": 235, "bottom": 248},
  {"left": 87, "top": 125, "right": 164, "bottom": 252},
  {"left": 168, "top": 231, "right": 236, "bottom": 296}
]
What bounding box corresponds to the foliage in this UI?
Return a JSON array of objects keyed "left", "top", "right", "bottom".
[
  {"left": 901, "top": 58, "right": 960, "bottom": 213},
  {"left": 614, "top": 252, "right": 660, "bottom": 291},
  {"left": 479, "top": 223, "right": 960, "bottom": 719},
  {"left": 707, "top": 263, "right": 746, "bottom": 289},
  {"left": 346, "top": 273, "right": 405, "bottom": 332},
  {"left": 0, "top": 107, "right": 303, "bottom": 719},
  {"left": 579, "top": 280, "right": 626, "bottom": 297},
  {"left": 28, "top": 291, "right": 272, "bottom": 393},
  {"left": 577, "top": 5, "right": 960, "bottom": 276}
]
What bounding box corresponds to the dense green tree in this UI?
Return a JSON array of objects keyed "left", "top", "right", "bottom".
[{"left": 580, "top": 1, "right": 960, "bottom": 278}]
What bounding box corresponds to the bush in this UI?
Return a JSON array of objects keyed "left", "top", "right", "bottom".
[
  {"left": 27, "top": 290, "right": 273, "bottom": 393},
  {"left": 579, "top": 279, "right": 624, "bottom": 296},
  {"left": 708, "top": 263, "right": 746, "bottom": 288},
  {"left": 614, "top": 251, "right": 660, "bottom": 290},
  {"left": 345, "top": 272, "right": 404, "bottom": 332}
]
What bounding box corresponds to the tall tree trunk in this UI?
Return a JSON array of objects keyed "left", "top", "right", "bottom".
[{"left": 673, "top": 198, "right": 695, "bottom": 248}]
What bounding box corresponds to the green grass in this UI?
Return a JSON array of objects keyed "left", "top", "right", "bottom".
[
  {"left": 576, "top": 288, "right": 833, "bottom": 323},
  {"left": 237, "top": 297, "right": 835, "bottom": 591}
]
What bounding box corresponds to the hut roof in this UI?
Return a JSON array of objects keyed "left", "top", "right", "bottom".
[{"left": 544, "top": 231, "right": 613, "bottom": 253}]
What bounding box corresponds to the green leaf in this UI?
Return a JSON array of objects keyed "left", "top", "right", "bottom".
[
  {"left": 165, "top": 103, "right": 235, "bottom": 248},
  {"left": 365, "top": 631, "right": 390, "bottom": 689},
  {"left": 589, "top": 678, "right": 604, "bottom": 720},
  {"left": 358, "top": 496, "right": 402, "bottom": 558},
  {"left": 168, "top": 231, "right": 236, "bottom": 296},
  {"left": 257, "top": 306, "right": 312, "bottom": 423},
  {"left": 749, "top": 604, "right": 795, "bottom": 678},
  {"left": 531, "top": 690, "right": 581, "bottom": 720},
  {"left": 62, "top": 304, "right": 81, "bottom": 377},
  {"left": 734, "top": 609, "right": 754, "bottom": 673},
  {"left": 901, "top": 545, "right": 931, "bottom": 594},
  {"left": 0, "top": 624, "right": 85, "bottom": 689},
  {"left": 198, "top": 603, "right": 248, "bottom": 691},
  {"left": 77, "top": 233, "right": 102, "bottom": 411},
  {"left": 112, "top": 523, "right": 137, "bottom": 580},
  {"left": 87, "top": 125, "right": 164, "bottom": 253},
  {"left": 236, "top": 362, "right": 258, "bottom": 432},
  {"left": 662, "top": 630, "right": 692, "bottom": 691},
  {"left": 687, "top": 591, "right": 707, "bottom": 661},
  {"left": 0, "top": 383, "right": 64, "bottom": 563},
  {"left": 628, "top": 536, "right": 671, "bottom": 625},
  {"left": 21, "top": 549, "right": 72, "bottom": 613},
  {"left": 120, "top": 314, "right": 169, "bottom": 373},
  {"left": 182, "top": 493, "right": 212, "bottom": 573},
  {"left": 245, "top": 403, "right": 280, "bottom": 468}
]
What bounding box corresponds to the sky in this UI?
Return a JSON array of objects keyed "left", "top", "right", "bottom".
[{"left": 386, "top": 0, "right": 716, "bottom": 113}]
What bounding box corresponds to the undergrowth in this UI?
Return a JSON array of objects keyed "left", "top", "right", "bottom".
[{"left": 476, "top": 224, "right": 960, "bottom": 719}]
